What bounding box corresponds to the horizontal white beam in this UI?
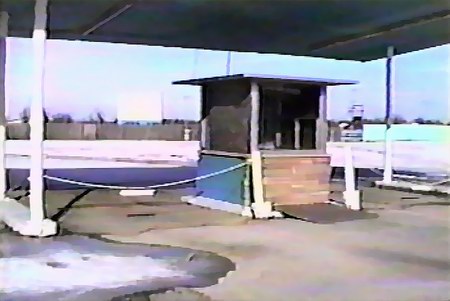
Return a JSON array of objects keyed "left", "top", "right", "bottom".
[{"left": 327, "top": 141, "right": 449, "bottom": 172}]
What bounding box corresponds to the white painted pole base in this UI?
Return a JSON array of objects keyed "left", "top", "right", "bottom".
[
  {"left": 382, "top": 127, "right": 394, "bottom": 184},
  {"left": 119, "top": 189, "right": 156, "bottom": 197},
  {"left": 241, "top": 206, "right": 254, "bottom": 218},
  {"left": 19, "top": 218, "right": 57, "bottom": 237},
  {"left": 0, "top": 197, "right": 58, "bottom": 237},
  {"left": 343, "top": 190, "right": 361, "bottom": 211},
  {"left": 344, "top": 145, "right": 362, "bottom": 211},
  {"left": 251, "top": 201, "right": 284, "bottom": 219}
]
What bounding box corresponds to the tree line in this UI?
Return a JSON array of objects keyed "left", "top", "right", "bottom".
[
  {"left": 16, "top": 108, "right": 450, "bottom": 126},
  {"left": 330, "top": 117, "right": 449, "bottom": 126},
  {"left": 16, "top": 108, "right": 198, "bottom": 125}
]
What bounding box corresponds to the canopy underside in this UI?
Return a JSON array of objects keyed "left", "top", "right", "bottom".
[{"left": 2, "top": 0, "right": 450, "bottom": 61}]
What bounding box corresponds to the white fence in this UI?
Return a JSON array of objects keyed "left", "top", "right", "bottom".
[
  {"left": 5, "top": 140, "right": 201, "bottom": 169},
  {"left": 327, "top": 141, "right": 450, "bottom": 174}
]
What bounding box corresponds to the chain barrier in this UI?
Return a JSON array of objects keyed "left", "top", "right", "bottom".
[{"left": 43, "top": 162, "right": 248, "bottom": 190}]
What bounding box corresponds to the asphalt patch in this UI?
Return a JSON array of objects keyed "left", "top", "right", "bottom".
[{"left": 276, "top": 203, "right": 379, "bottom": 224}]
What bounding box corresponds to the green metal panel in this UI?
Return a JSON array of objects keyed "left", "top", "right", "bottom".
[{"left": 196, "top": 155, "right": 248, "bottom": 206}]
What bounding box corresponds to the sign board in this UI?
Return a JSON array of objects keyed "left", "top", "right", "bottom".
[
  {"left": 349, "top": 104, "right": 364, "bottom": 118},
  {"left": 341, "top": 129, "right": 363, "bottom": 142},
  {"left": 117, "top": 91, "right": 163, "bottom": 123}
]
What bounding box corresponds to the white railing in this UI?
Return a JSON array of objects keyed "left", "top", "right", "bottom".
[
  {"left": 327, "top": 141, "right": 450, "bottom": 174},
  {"left": 4, "top": 140, "right": 201, "bottom": 169}
]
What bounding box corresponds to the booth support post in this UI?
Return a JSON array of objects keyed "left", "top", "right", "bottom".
[
  {"left": 22, "top": 0, "right": 57, "bottom": 236},
  {"left": 249, "top": 81, "right": 282, "bottom": 218},
  {"left": 316, "top": 86, "right": 328, "bottom": 151},
  {"left": 241, "top": 160, "right": 254, "bottom": 217},
  {"left": 275, "top": 100, "right": 282, "bottom": 148},
  {"left": 0, "top": 11, "right": 8, "bottom": 199},
  {"left": 294, "top": 118, "right": 301, "bottom": 150}
]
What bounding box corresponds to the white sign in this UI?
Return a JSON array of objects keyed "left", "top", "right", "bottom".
[
  {"left": 117, "top": 91, "right": 163, "bottom": 123},
  {"left": 341, "top": 129, "right": 363, "bottom": 142}
]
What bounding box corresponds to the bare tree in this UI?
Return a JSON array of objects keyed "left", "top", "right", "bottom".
[
  {"left": 18, "top": 108, "right": 48, "bottom": 123},
  {"left": 43, "top": 109, "right": 49, "bottom": 123},
  {"left": 51, "top": 113, "right": 73, "bottom": 123},
  {"left": 96, "top": 112, "right": 105, "bottom": 124},
  {"left": 392, "top": 115, "right": 407, "bottom": 124},
  {"left": 20, "top": 107, "right": 30, "bottom": 123}
]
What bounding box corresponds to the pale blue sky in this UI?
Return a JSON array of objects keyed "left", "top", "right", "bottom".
[{"left": 6, "top": 37, "right": 449, "bottom": 122}]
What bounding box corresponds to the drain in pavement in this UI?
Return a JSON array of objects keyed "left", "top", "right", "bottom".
[{"left": 127, "top": 213, "right": 156, "bottom": 218}]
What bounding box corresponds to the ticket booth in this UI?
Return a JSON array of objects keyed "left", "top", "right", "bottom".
[{"left": 174, "top": 74, "right": 356, "bottom": 217}]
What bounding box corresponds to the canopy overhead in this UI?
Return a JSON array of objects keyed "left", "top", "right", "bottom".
[{"left": 2, "top": 0, "right": 450, "bottom": 61}]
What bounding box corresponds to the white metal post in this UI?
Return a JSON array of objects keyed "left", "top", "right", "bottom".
[
  {"left": 343, "top": 145, "right": 361, "bottom": 210},
  {"left": 25, "top": 0, "right": 57, "bottom": 236},
  {"left": 383, "top": 132, "right": 393, "bottom": 182},
  {"left": 344, "top": 146, "right": 355, "bottom": 192},
  {"left": 0, "top": 12, "right": 8, "bottom": 199},
  {"left": 383, "top": 46, "right": 395, "bottom": 184}
]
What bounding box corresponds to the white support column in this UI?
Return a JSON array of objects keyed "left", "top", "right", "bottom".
[
  {"left": 383, "top": 46, "right": 395, "bottom": 184},
  {"left": 383, "top": 132, "right": 394, "bottom": 183},
  {"left": 343, "top": 145, "right": 361, "bottom": 210},
  {"left": 0, "top": 11, "right": 8, "bottom": 199},
  {"left": 22, "top": 0, "right": 57, "bottom": 236}
]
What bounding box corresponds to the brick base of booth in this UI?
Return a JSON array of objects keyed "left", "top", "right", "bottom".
[{"left": 262, "top": 155, "right": 331, "bottom": 206}]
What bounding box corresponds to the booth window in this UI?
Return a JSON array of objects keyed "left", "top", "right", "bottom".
[{"left": 258, "top": 85, "right": 321, "bottom": 151}]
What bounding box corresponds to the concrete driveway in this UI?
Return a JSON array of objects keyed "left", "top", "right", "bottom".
[
  {"left": 106, "top": 188, "right": 450, "bottom": 301},
  {"left": 6, "top": 187, "right": 449, "bottom": 301}
]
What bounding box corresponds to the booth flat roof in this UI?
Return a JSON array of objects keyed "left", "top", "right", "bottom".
[
  {"left": 3, "top": 0, "right": 449, "bottom": 61},
  {"left": 172, "top": 74, "right": 358, "bottom": 86}
]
